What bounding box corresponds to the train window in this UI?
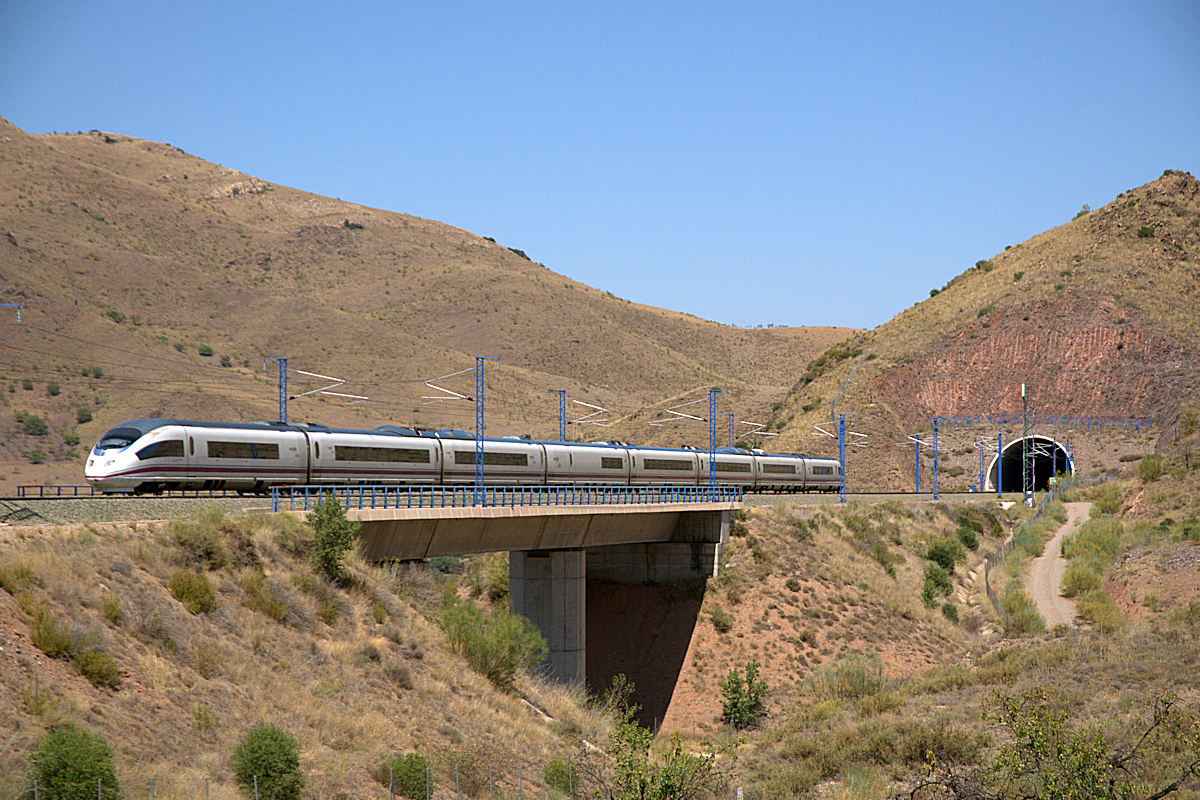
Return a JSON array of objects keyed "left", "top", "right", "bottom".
[
  {"left": 189, "top": 437, "right": 194, "bottom": 456},
  {"left": 601, "top": 457, "right": 623, "bottom": 469},
  {"left": 136, "top": 439, "right": 185, "bottom": 460},
  {"left": 761, "top": 464, "right": 797, "bottom": 474},
  {"left": 335, "top": 446, "right": 430, "bottom": 463},
  {"left": 454, "top": 450, "right": 528, "bottom": 466},
  {"left": 207, "top": 441, "right": 281, "bottom": 459},
  {"left": 714, "top": 462, "right": 751, "bottom": 473},
  {"left": 643, "top": 458, "right": 693, "bottom": 471},
  {"left": 812, "top": 466, "right": 834, "bottom": 475}
]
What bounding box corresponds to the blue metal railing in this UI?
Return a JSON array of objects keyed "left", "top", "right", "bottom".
[
  {"left": 17, "top": 484, "right": 98, "bottom": 498},
  {"left": 936, "top": 414, "right": 1152, "bottom": 430},
  {"left": 271, "top": 484, "right": 744, "bottom": 512}
]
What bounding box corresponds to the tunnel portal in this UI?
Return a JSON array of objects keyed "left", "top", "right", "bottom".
[{"left": 985, "top": 435, "right": 1072, "bottom": 493}]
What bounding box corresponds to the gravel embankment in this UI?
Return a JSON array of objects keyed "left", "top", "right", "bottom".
[{"left": 0, "top": 496, "right": 274, "bottom": 526}]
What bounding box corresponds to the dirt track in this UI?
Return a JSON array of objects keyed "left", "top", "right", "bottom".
[{"left": 1027, "top": 501, "right": 1091, "bottom": 627}]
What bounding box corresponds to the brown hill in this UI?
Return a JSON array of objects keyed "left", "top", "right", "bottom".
[
  {"left": 762, "top": 171, "right": 1200, "bottom": 489},
  {"left": 0, "top": 118, "right": 852, "bottom": 490}
]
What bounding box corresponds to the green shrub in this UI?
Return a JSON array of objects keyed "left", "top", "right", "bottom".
[
  {"left": 710, "top": 604, "right": 733, "bottom": 633},
  {"left": 721, "top": 658, "right": 768, "bottom": 729},
  {"left": 22, "top": 378, "right": 33, "bottom": 390},
  {"left": 955, "top": 524, "right": 979, "bottom": 550},
  {"left": 1137, "top": 453, "right": 1164, "bottom": 483},
  {"left": 47, "top": 382, "right": 60, "bottom": 396},
  {"left": 922, "top": 563, "right": 953, "bottom": 606},
  {"left": 926, "top": 537, "right": 964, "bottom": 571},
  {"left": 544, "top": 759, "right": 573, "bottom": 795},
  {"left": 309, "top": 492, "right": 359, "bottom": 582},
  {"left": 76, "top": 406, "right": 93, "bottom": 424},
  {"left": 1075, "top": 588, "right": 1125, "bottom": 632},
  {"left": 232, "top": 724, "right": 304, "bottom": 800},
  {"left": 975, "top": 259, "right": 994, "bottom": 272},
  {"left": 1137, "top": 225, "right": 1154, "bottom": 237},
  {"left": 198, "top": 344, "right": 214, "bottom": 356},
  {"left": 30, "top": 606, "right": 75, "bottom": 658},
  {"left": 91, "top": 366, "right": 103, "bottom": 378},
  {"left": 808, "top": 651, "right": 884, "bottom": 701},
  {"left": 26, "top": 724, "right": 121, "bottom": 800},
  {"left": 1001, "top": 586, "right": 1045, "bottom": 636},
  {"left": 0, "top": 562, "right": 37, "bottom": 595},
  {"left": 373, "top": 753, "right": 431, "bottom": 799},
  {"left": 440, "top": 599, "right": 547, "bottom": 687},
  {"left": 1060, "top": 561, "right": 1102, "bottom": 597},
  {"left": 169, "top": 569, "right": 218, "bottom": 614},
  {"left": 941, "top": 601, "right": 959, "bottom": 622},
  {"left": 101, "top": 593, "right": 122, "bottom": 625},
  {"left": 170, "top": 506, "right": 232, "bottom": 570},
  {"left": 20, "top": 413, "right": 48, "bottom": 435},
  {"left": 241, "top": 571, "right": 290, "bottom": 622},
  {"left": 72, "top": 647, "right": 122, "bottom": 689}
]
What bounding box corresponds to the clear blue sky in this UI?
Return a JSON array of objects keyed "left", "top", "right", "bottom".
[{"left": 3, "top": 1, "right": 1198, "bottom": 329}]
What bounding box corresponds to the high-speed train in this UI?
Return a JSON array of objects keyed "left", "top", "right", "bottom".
[{"left": 84, "top": 418, "right": 843, "bottom": 494}]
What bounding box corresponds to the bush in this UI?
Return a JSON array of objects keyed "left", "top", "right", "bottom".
[
  {"left": 808, "top": 651, "right": 884, "bottom": 701},
  {"left": 198, "top": 344, "right": 214, "bottom": 356},
  {"left": 22, "top": 378, "right": 33, "bottom": 390},
  {"left": 941, "top": 601, "right": 959, "bottom": 622},
  {"left": 441, "top": 599, "right": 547, "bottom": 687},
  {"left": 30, "top": 606, "right": 74, "bottom": 658},
  {"left": 72, "top": 647, "right": 122, "bottom": 689},
  {"left": 26, "top": 724, "right": 121, "bottom": 800},
  {"left": 170, "top": 506, "right": 232, "bottom": 570},
  {"left": 722, "top": 658, "right": 768, "bottom": 729},
  {"left": 76, "top": 406, "right": 93, "bottom": 424},
  {"left": 1137, "top": 225, "right": 1154, "bottom": 237},
  {"left": 955, "top": 524, "right": 979, "bottom": 551},
  {"left": 1137, "top": 454, "right": 1164, "bottom": 483},
  {"left": 926, "top": 537, "right": 964, "bottom": 571},
  {"left": 374, "top": 753, "right": 431, "bottom": 799},
  {"left": 310, "top": 492, "right": 359, "bottom": 582},
  {"left": 710, "top": 604, "right": 733, "bottom": 633},
  {"left": 544, "top": 759, "right": 573, "bottom": 795},
  {"left": 1001, "top": 586, "right": 1045, "bottom": 636},
  {"left": 47, "top": 382, "right": 60, "bottom": 396},
  {"left": 232, "top": 724, "right": 304, "bottom": 800},
  {"left": 922, "top": 563, "right": 953, "bottom": 606},
  {"left": 91, "top": 366, "right": 103, "bottom": 378},
  {"left": 169, "top": 569, "right": 218, "bottom": 614},
  {"left": 20, "top": 413, "right": 48, "bottom": 435}
]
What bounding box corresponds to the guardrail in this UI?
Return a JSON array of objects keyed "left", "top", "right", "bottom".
[
  {"left": 17, "top": 484, "right": 97, "bottom": 497},
  {"left": 937, "top": 414, "right": 1152, "bottom": 430},
  {"left": 271, "top": 484, "right": 744, "bottom": 512}
]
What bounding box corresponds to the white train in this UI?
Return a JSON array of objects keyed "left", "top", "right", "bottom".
[{"left": 84, "top": 418, "right": 843, "bottom": 494}]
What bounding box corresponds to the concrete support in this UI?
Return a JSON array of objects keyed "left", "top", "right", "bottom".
[
  {"left": 586, "top": 541, "right": 723, "bottom": 583},
  {"left": 509, "top": 549, "right": 585, "bottom": 683}
]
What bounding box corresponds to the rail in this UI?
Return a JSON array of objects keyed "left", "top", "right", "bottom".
[{"left": 271, "top": 484, "right": 744, "bottom": 512}]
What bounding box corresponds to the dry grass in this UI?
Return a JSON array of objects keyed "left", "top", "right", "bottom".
[{"left": 0, "top": 510, "right": 614, "bottom": 798}]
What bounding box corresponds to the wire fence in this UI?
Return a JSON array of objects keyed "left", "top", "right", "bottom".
[{"left": 15, "top": 760, "right": 603, "bottom": 800}]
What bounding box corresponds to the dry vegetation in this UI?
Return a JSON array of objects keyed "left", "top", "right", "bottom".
[{"left": 0, "top": 509, "right": 617, "bottom": 798}]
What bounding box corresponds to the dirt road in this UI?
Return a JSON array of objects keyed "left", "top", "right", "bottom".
[{"left": 1027, "top": 501, "right": 1091, "bottom": 627}]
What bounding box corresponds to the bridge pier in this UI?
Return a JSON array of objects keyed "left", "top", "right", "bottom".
[{"left": 510, "top": 549, "right": 586, "bottom": 683}]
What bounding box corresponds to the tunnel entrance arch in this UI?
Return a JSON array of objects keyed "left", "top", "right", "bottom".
[{"left": 985, "top": 435, "right": 1072, "bottom": 493}]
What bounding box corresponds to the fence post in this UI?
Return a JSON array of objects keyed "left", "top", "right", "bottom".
[
  {"left": 490, "top": 763, "right": 494, "bottom": 800},
  {"left": 311, "top": 773, "right": 315, "bottom": 800},
  {"left": 456, "top": 763, "right": 461, "bottom": 800},
  {"left": 98, "top": 779, "right": 102, "bottom": 800},
  {"left": 255, "top": 776, "right": 260, "bottom": 800},
  {"left": 390, "top": 766, "right": 395, "bottom": 800}
]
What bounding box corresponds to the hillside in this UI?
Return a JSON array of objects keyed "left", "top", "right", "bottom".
[
  {"left": 759, "top": 171, "right": 1200, "bottom": 490},
  {"left": 0, "top": 117, "right": 852, "bottom": 491}
]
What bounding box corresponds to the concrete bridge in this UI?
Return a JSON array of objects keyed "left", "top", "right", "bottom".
[{"left": 343, "top": 499, "right": 736, "bottom": 719}]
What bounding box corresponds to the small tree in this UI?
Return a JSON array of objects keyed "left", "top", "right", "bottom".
[
  {"left": 720, "top": 658, "right": 767, "bottom": 729},
  {"left": 26, "top": 724, "right": 121, "bottom": 800},
  {"left": 231, "top": 724, "right": 304, "bottom": 800},
  {"left": 582, "top": 722, "right": 726, "bottom": 800},
  {"left": 309, "top": 492, "right": 359, "bottom": 582}
]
